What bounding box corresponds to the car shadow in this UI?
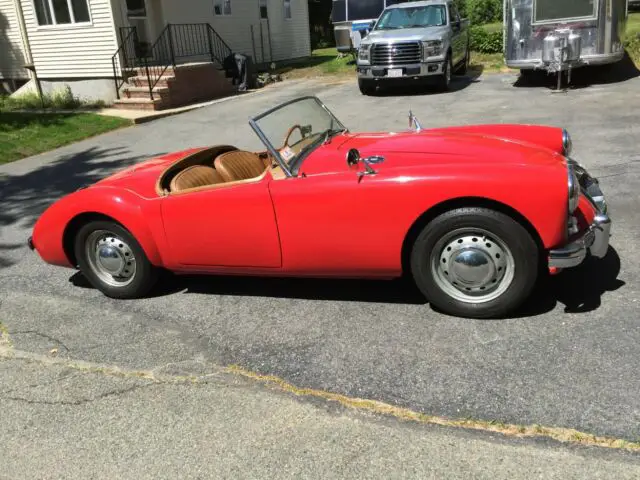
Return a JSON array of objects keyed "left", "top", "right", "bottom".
[
  {"left": 69, "top": 246, "right": 624, "bottom": 318},
  {"left": 370, "top": 65, "right": 483, "bottom": 97},
  {"left": 512, "top": 51, "right": 640, "bottom": 90},
  {"left": 0, "top": 147, "right": 166, "bottom": 230}
]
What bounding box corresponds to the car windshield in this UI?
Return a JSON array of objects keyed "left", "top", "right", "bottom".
[
  {"left": 375, "top": 5, "right": 446, "bottom": 30},
  {"left": 250, "top": 97, "right": 346, "bottom": 174}
]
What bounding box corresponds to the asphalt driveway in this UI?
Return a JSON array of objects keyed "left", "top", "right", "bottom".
[{"left": 1, "top": 70, "right": 640, "bottom": 443}]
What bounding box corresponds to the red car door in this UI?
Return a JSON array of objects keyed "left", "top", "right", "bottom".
[
  {"left": 268, "top": 171, "right": 410, "bottom": 277},
  {"left": 161, "top": 175, "right": 281, "bottom": 268}
]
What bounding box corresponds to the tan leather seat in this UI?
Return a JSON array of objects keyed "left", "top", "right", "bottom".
[
  {"left": 170, "top": 165, "right": 224, "bottom": 192},
  {"left": 214, "top": 150, "right": 267, "bottom": 182}
]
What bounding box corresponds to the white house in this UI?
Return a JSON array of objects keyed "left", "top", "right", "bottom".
[{"left": 0, "top": 0, "right": 311, "bottom": 105}]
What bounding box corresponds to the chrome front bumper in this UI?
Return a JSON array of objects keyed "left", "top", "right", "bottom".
[
  {"left": 548, "top": 213, "right": 612, "bottom": 268},
  {"left": 357, "top": 61, "right": 445, "bottom": 79}
]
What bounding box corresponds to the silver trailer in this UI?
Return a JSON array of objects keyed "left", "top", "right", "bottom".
[{"left": 504, "top": 0, "right": 629, "bottom": 79}]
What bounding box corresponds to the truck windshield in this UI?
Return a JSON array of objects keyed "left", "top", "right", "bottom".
[{"left": 375, "top": 5, "right": 446, "bottom": 30}]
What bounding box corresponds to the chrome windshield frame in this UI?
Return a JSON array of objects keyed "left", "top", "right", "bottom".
[{"left": 248, "top": 96, "right": 348, "bottom": 178}]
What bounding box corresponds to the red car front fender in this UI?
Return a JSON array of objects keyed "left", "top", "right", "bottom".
[{"left": 32, "top": 187, "right": 165, "bottom": 268}]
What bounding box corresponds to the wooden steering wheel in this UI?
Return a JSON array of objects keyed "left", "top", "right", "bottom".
[{"left": 282, "top": 124, "right": 305, "bottom": 149}]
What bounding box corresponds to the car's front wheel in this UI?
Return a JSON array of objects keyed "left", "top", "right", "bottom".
[
  {"left": 74, "top": 220, "right": 158, "bottom": 299},
  {"left": 436, "top": 54, "right": 452, "bottom": 91},
  {"left": 410, "top": 207, "right": 539, "bottom": 318}
]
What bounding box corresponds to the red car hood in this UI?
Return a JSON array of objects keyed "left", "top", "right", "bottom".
[{"left": 301, "top": 126, "right": 567, "bottom": 175}]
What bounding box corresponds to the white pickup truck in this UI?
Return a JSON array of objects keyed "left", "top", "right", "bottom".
[{"left": 356, "top": 0, "right": 470, "bottom": 94}]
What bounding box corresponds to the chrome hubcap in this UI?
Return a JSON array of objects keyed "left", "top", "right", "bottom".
[
  {"left": 431, "top": 229, "right": 515, "bottom": 303},
  {"left": 85, "top": 230, "right": 136, "bottom": 287}
]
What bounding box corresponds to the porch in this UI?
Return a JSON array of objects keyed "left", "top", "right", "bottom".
[{"left": 111, "top": 22, "right": 242, "bottom": 110}]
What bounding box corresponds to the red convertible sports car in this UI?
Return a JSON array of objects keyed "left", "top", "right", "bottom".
[{"left": 29, "top": 96, "right": 611, "bottom": 318}]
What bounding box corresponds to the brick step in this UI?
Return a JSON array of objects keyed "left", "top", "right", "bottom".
[
  {"left": 120, "top": 85, "right": 170, "bottom": 100},
  {"left": 112, "top": 97, "right": 165, "bottom": 111},
  {"left": 129, "top": 66, "right": 175, "bottom": 77},
  {"left": 127, "top": 75, "right": 176, "bottom": 88}
]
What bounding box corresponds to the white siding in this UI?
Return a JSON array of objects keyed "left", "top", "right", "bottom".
[
  {"left": 0, "top": 0, "right": 28, "bottom": 79},
  {"left": 159, "top": 0, "right": 310, "bottom": 63},
  {"left": 263, "top": 0, "right": 311, "bottom": 62},
  {"left": 20, "top": 0, "right": 119, "bottom": 78}
]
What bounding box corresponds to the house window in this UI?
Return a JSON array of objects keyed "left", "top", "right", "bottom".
[
  {"left": 34, "top": 0, "right": 91, "bottom": 25},
  {"left": 214, "top": 0, "right": 231, "bottom": 15},
  {"left": 283, "top": 0, "right": 291, "bottom": 19},
  {"left": 259, "top": 0, "right": 268, "bottom": 18}
]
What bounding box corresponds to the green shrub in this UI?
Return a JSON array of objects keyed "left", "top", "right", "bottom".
[
  {"left": 50, "top": 85, "right": 81, "bottom": 109},
  {"left": 453, "top": 0, "right": 467, "bottom": 18},
  {"left": 459, "top": 0, "right": 502, "bottom": 25},
  {"left": 0, "top": 85, "right": 104, "bottom": 111},
  {"left": 624, "top": 32, "right": 640, "bottom": 63},
  {"left": 470, "top": 25, "right": 503, "bottom": 53}
]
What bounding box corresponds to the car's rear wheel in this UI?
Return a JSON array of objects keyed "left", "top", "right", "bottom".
[
  {"left": 410, "top": 207, "right": 539, "bottom": 318},
  {"left": 74, "top": 220, "right": 158, "bottom": 299}
]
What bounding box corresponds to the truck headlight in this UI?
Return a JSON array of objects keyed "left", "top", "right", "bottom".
[
  {"left": 358, "top": 45, "right": 371, "bottom": 63},
  {"left": 562, "top": 129, "right": 572, "bottom": 156},
  {"left": 567, "top": 163, "right": 580, "bottom": 213},
  {"left": 422, "top": 40, "right": 442, "bottom": 59}
]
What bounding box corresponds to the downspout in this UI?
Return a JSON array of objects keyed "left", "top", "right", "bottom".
[
  {"left": 12, "top": 0, "right": 43, "bottom": 104},
  {"left": 12, "top": 0, "right": 33, "bottom": 69}
]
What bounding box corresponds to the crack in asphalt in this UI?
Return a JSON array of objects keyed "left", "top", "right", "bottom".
[
  {"left": 3, "top": 343, "right": 640, "bottom": 453},
  {"left": 9, "top": 330, "right": 71, "bottom": 352},
  {"left": 0, "top": 371, "right": 82, "bottom": 396},
  {"left": 1, "top": 383, "right": 151, "bottom": 406}
]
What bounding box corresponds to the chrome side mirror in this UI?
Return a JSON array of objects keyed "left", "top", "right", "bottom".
[
  {"left": 346, "top": 148, "right": 377, "bottom": 178},
  {"left": 346, "top": 148, "right": 360, "bottom": 166}
]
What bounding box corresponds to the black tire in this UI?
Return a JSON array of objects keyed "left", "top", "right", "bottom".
[
  {"left": 358, "top": 78, "right": 376, "bottom": 95},
  {"left": 74, "top": 220, "right": 158, "bottom": 299},
  {"left": 409, "top": 207, "right": 539, "bottom": 319},
  {"left": 458, "top": 47, "right": 470, "bottom": 75},
  {"left": 436, "top": 54, "right": 452, "bottom": 91}
]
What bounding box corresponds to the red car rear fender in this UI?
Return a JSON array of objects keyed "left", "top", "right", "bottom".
[{"left": 33, "top": 187, "right": 165, "bottom": 268}]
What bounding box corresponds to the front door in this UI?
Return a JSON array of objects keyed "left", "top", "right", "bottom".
[
  {"left": 123, "top": 0, "right": 152, "bottom": 57},
  {"left": 160, "top": 175, "right": 282, "bottom": 268}
]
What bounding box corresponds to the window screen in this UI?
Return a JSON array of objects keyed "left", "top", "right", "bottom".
[
  {"left": 346, "top": 0, "right": 384, "bottom": 21},
  {"left": 535, "top": 0, "right": 596, "bottom": 22},
  {"left": 331, "top": 0, "right": 346, "bottom": 22}
]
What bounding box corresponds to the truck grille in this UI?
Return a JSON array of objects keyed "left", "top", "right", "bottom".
[{"left": 370, "top": 42, "right": 422, "bottom": 66}]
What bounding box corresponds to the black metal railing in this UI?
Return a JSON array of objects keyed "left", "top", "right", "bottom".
[
  {"left": 111, "top": 23, "right": 233, "bottom": 101},
  {"left": 111, "top": 27, "right": 138, "bottom": 99}
]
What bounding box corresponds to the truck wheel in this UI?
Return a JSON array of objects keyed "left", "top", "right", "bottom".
[
  {"left": 74, "top": 220, "right": 159, "bottom": 299},
  {"left": 409, "top": 207, "right": 539, "bottom": 319},
  {"left": 358, "top": 78, "right": 376, "bottom": 95},
  {"left": 436, "top": 55, "right": 452, "bottom": 91},
  {"left": 458, "top": 47, "right": 470, "bottom": 75}
]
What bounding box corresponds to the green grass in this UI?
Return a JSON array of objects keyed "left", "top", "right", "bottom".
[
  {"left": 0, "top": 85, "right": 106, "bottom": 111},
  {"left": 274, "top": 47, "right": 356, "bottom": 79},
  {"left": 628, "top": 12, "right": 640, "bottom": 37},
  {"left": 482, "top": 22, "right": 503, "bottom": 33},
  {"left": 0, "top": 113, "right": 131, "bottom": 164}
]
